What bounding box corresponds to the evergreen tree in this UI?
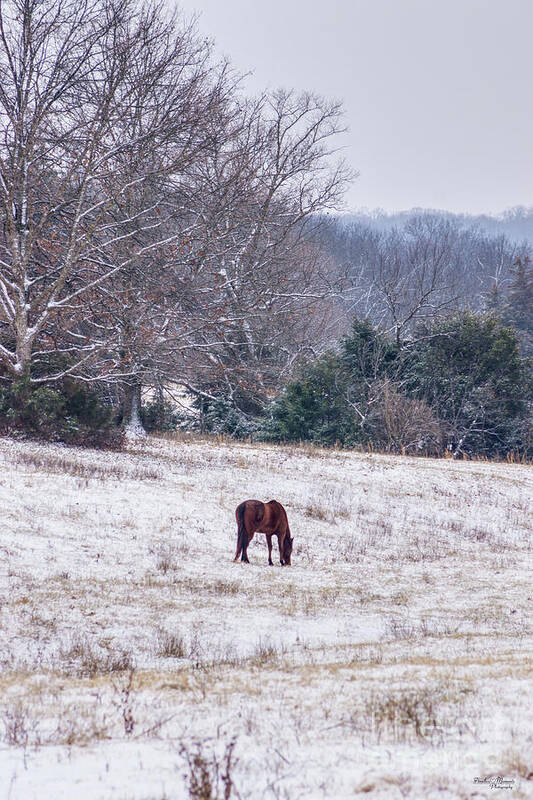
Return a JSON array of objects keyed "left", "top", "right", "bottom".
[
  {"left": 264, "top": 319, "right": 398, "bottom": 447},
  {"left": 502, "top": 256, "right": 533, "bottom": 354},
  {"left": 484, "top": 282, "right": 504, "bottom": 312},
  {"left": 403, "top": 313, "right": 532, "bottom": 457},
  {"left": 262, "top": 313, "right": 532, "bottom": 458},
  {"left": 264, "top": 353, "right": 357, "bottom": 446}
]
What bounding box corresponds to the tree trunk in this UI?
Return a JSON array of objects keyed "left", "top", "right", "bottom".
[{"left": 124, "top": 381, "right": 146, "bottom": 438}]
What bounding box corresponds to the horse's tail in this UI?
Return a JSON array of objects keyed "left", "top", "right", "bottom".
[
  {"left": 236, "top": 502, "right": 247, "bottom": 558},
  {"left": 283, "top": 520, "right": 293, "bottom": 564}
]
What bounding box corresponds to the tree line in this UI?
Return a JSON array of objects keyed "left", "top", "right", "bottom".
[
  {"left": 0, "top": 0, "right": 531, "bottom": 457},
  {"left": 195, "top": 214, "right": 533, "bottom": 459}
]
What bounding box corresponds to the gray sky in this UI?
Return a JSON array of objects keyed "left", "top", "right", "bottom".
[{"left": 178, "top": 0, "right": 533, "bottom": 215}]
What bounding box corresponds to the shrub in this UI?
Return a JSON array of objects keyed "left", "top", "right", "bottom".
[
  {"left": 367, "top": 380, "right": 441, "bottom": 454},
  {"left": 141, "top": 397, "right": 179, "bottom": 432},
  {"left": 197, "top": 396, "right": 261, "bottom": 440},
  {"left": 403, "top": 313, "right": 533, "bottom": 457},
  {"left": 262, "top": 353, "right": 359, "bottom": 447},
  {"left": 0, "top": 377, "right": 123, "bottom": 449}
]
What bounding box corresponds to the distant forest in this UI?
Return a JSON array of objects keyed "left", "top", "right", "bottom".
[
  {"left": 319, "top": 207, "right": 533, "bottom": 354},
  {"left": 341, "top": 205, "right": 533, "bottom": 243}
]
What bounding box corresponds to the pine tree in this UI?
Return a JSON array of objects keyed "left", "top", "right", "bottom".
[{"left": 503, "top": 256, "right": 533, "bottom": 353}]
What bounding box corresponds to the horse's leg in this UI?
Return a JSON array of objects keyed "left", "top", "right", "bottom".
[
  {"left": 234, "top": 526, "right": 246, "bottom": 562},
  {"left": 276, "top": 531, "right": 285, "bottom": 566},
  {"left": 266, "top": 534, "right": 274, "bottom": 566},
  {"left": 234, "top": 536, "right": 242, "bottom": 562},
  {"left": 242, "top": 531, "right": 253, "bottom": 563}
]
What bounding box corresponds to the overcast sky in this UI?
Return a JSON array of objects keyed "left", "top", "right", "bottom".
[{"left": 177, "top": 0, "right": 533, "bottom": 215}]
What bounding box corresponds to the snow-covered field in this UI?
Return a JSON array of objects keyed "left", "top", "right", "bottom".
[{"left": 0, "top": 434, "right": 532, "bottom": 799}]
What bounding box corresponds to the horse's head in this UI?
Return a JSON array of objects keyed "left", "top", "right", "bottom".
[{"left": 283, "top": 535, "right": 293, "bottom": 566}]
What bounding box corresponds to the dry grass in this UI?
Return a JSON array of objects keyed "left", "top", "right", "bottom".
[
  {"left": 153, "top": 543, "right": 180, "bottom": 574},
  {"left": 155, "top": 630, "right": 187, "bottom": 659},
  {"left": 304, "top": 482, "right": 351, "bottom": 523},
  {"left": 8, "top": 448, "right": 161, "bottom": 481},
  {"left": 180, "top": 737, "right": 239, "bottom": 800},
  {"left": 354, "top": 683, "right": 476, "bottom": 745},
  {"left": 59, "top": 634, "right": 135, "bottom": 678},
  {"left": 498, "top": 749, "right": 533, "bottom": 780},
  {"left": 382, "top": 615, "right": 459, "bottom": 641}
]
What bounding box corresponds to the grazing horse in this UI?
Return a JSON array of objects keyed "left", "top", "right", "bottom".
[{"left": 234, "top": 499, "right": 293, "bottom": 566}]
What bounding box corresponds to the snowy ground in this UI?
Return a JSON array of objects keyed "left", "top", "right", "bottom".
[{"left": 0, "top": 434, "right": 532, "bottom": 799}]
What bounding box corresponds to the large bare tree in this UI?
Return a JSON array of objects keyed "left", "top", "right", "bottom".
[
  {"left": 176, "top": 90, "right": 352, "bottom": 411},
  {"left": 93, "top": 88, "right": 352, "bottom": 430},
  {"left": 0, "top": 0, "right": 225, "bottom": 380}
]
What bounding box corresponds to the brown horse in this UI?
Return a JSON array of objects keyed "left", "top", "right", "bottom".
[{"left": 234, "top": 499, "right": 293, "bottom": 566}]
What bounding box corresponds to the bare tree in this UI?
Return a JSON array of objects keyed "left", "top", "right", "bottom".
[
  {"left": 367, "top": 217, "right": 461, "bottom": 348},
  {"left": 0, "top": 0, "right": 354, "bottom": 440},
  {"left": 325, "top": 212, "right": 529, "bottom": 338},
  {"left": 177, "top": 89, "right": 352, "bottom": 412},
  {"left": 0, "top": 0, "right": 224, "bottom": 381},
  {"left": 99, "top": 88, "right": 353, "bottom": 431}
]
